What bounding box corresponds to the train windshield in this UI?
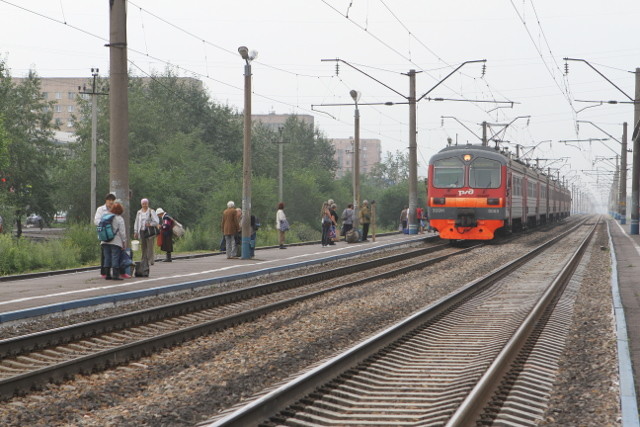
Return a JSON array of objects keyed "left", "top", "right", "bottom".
[
  {"left": 433, "top": 157, "right": 464, "bottom": 188},
  {"left": 469, "top": 157, "right": 501, "bottom": 189}
]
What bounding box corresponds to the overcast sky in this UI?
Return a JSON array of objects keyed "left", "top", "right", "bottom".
[{"left": 1, "top": 0, "right": 639, "bottom": 208}]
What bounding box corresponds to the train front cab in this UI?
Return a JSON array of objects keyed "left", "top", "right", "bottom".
[{"left": 427, "top": 147, "right": 507, "bottom": 240}]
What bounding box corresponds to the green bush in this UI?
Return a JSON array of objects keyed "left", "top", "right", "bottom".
[
  {"left": 0, "top": 232, "right": 95, "bottom": 276},
  {"left": 63, "top": 223, "right": 101, "bottom": 265},
  {"left": 174, "top": 224, "right": 217, "bottom": 252}
]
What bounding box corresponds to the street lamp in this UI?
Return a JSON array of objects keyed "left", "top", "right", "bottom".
[
  {"left": 238, "top": 45, "right": 257, "bottom": 259},
  {"left": 350, "top": 89, "right": 362, "bottom": 239}
]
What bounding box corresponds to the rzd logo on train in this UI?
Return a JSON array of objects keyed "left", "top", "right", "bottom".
[{"left": 458, "top": 189, "right": 474, "bottom": 196}]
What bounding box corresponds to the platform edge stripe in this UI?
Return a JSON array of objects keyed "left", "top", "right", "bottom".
[{"left": 609, "top": 221, "right": 640, "bottom": 427}]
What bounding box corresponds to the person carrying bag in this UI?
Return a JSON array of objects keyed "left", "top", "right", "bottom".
[{"left": 133, "top": 198, "right": 160, "bottom": 277}]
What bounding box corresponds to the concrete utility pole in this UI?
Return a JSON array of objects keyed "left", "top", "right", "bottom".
[
  {"left": 238, "top": 46, "right": 256, "bottom": 259},
  {"left": 351, "top": 90, "right": 361, "bottom": 233},
  {"left": 632, "top": 68, "right": 640, "bottom": 234},
  {"left": 482, "top": 121, "right": 488, "bottom": 146},
  {"left": 273, "top": 127, "right": 288, "bottom": 203},
  {"left": 108, "top": 0, "right": 130, "bottom": 239},
  {"left": 620, "top": 122, "right": 627, "bottom": 224},
  {"left": 407, "top": 70, "right": 418, "bottom": 234},
  {"left": 79, "top": 68, "right": 106, "bottom": 223}
]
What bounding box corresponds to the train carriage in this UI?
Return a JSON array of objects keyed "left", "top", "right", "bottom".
[{"left": 427, "top": 144, "right": 570, "bottom": 240}]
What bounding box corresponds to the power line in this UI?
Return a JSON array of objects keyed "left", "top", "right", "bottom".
[
  {"left": 508, "top": 0, "right": 576, "bottom": 114},
  {"left": 128, "top": 1, "right": 332, "bottom": 79},
  {"left": 377, "top": 0, "right": 447, "bottom": 65}
]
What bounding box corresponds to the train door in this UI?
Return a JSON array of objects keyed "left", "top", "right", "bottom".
[
  {"left": 535, "top": 181, "right": 540, "bottom": 224},
  {"left": 522, "top": 176, "right": 528, "bottom": 229},
  {"left": 506, "top": 171, "right": 513, "bottom": 229},
  {"left": 546, "top": 177, "right": 550, "bottom": 223}
]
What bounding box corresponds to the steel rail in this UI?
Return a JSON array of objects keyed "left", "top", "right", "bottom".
[
  {"left": 0, "top": 240, "right": 471, "bottom": 400},
  {"left": 446, "top": 218, "right": 598, "bottom": 426},
  {"left": 205, "top": 218, "right": 590, "bottom": 426}
]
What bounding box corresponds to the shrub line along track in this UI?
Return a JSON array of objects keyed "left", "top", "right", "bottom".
[
  {"left": 0, "top": 238, "right": 477, "bottom": 400},
  {"left": 205, "top": 217, "right": 594, "bottom": 426}
]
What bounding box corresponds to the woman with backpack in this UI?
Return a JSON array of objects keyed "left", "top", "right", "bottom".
[{"left": 101, "top": 202, "right": 126, "bottom": 280}]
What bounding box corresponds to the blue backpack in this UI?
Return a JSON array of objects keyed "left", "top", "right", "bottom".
[{"left": 97, "top": 213, "right": 116, "bottom": 242}]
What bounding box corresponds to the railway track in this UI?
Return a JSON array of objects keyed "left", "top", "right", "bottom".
[
  {"left": 205, "top": 217, "right": 596, "bottom": 426},
  {"left": 0, "top": 239, "right": 474, "bottom": 400}
]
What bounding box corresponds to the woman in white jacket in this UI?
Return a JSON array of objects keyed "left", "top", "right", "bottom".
[
  {"left": 276, "top": 202, "right": 288, "bottom": 249},
  {"left": 133, "top": 198, "right": 159, "bottom": 277}
]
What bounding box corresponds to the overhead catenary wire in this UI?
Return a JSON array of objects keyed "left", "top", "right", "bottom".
[
  {"left": 508, "top": 0, "right": 576, "bottom": 114},
  {"left": 128, "top": 0, "right": 333, "bottom": 79}
]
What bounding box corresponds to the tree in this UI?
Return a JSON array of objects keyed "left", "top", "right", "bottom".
[
  {"left": 0, "top": 61, "right": 59, "bottom": 236},
  {"left": 368, "top": 150, "right": 409, "bottom": 188}
]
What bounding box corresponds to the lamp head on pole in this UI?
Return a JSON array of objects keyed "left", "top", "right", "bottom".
[
  {"left": 238, "top": 46, "right": 258, "bottom": 64},
  {"left": 350, "top": 90, "right": 361, "bottom": 103}
]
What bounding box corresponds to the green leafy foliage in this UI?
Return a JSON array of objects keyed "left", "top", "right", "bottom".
[
  {"left": 0, "top": 225, "right": 100, "bottom": 275},
  {"left": 0, "top": 61, "right": 60, "bottom": 230}
]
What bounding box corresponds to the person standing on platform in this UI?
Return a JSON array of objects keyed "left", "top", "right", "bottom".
[
  {"left": 276, "top": 202, "right": 288, "bottom": 249},
  {"left": 329, "top": 203, "right": 339, "bottom": 245},
  {"left": 221, "top": 201, "right": 240, "bottom": 259},
  {"left": 101, "top": 202, "right": 126, "bottom": 280},
  {"left": 341, "top": 203, "right": 354, "bottom": 238},
  {"left": 133, "top": 198, "right": 159, "bottom": 277},
  {"left": 234, "top": 208, "right": 243, "bottom": 257},
  {"left": 416, "top": 206, "right": 425, "bottom": 234},
  {"left": 320, "top": 202, "right": 334, "bottom": 247},
  {"left": 250, "top": 214, "right": 259, "bottom": 258},
  {"left": 360, "top": 200, "right": 371, "bottom": 242},
  {"left": 156, "top": 208, "right": 174, "bottom": 262},
  {"left": 400, "top": 206, "right": 408, "bottom": 232},
  {"left": 94, "top": 192, "right": 116, "bottom": 278}
]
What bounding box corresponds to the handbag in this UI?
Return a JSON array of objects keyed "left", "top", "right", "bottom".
[
  {"left": 328, "top": 225, "right": 337, "bottom": 240},
  {"left": 142, "top": 225, "right": 160, "bottom": 239},
  {"left": 172, "top": 220, "right": 185, "bottom": 238},
  {"left": 279, "top": 218, "right": 290, "bottom": 231}
]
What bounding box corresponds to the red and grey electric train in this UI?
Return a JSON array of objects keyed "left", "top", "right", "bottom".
[{"left": 427, "top": 144, "right": 571, "bottom": 240}]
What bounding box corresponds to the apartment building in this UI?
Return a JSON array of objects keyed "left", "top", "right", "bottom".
[
  {"left": 251, "top": 113, "right": 314, "bottom": 131},
  {"left": 331, "top": 137, "right": 382, "bottom": 178}
]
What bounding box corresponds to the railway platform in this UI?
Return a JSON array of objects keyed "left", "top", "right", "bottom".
[
  {"left": 0, "top": 232, "right": 429, "bottom": 324},
  {"left": 609, "top": 219, "right": 640, "bottom": 424}
]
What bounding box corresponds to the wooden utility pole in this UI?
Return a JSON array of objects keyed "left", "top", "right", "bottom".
[
  {"left": 79, "top": 68, "right": 106, "bottom": 223},
  {"left": 109, "top": 0, "right": 130, "bottom": 239},
  {"left": 407, "top": 70, "right": 418, "bottom": 235},
  {"left": 371, "top": 201, "right": 376, "bottom": 242},
  {"left": 620, "top": 122, "right": 627, "bottom": 224},
  {"left": 631, "top": 68, "right": 640, "bottom": 234}
]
